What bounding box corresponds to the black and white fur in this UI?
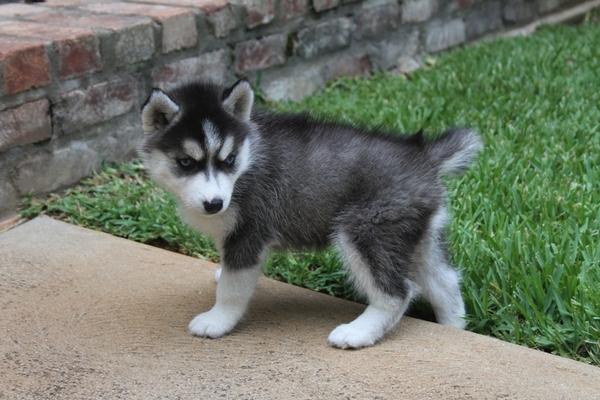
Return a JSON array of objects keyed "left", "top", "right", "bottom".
[{"left": 139, "top": 79, "right": 482, "bottom": 349}]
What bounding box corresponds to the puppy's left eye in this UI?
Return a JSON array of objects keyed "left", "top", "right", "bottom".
[
  {"left": 177, "top": 157, "right": 194, "bottom": 169},
  {"left": 223, "top": 154, "right": 236, "bottom": 167}
]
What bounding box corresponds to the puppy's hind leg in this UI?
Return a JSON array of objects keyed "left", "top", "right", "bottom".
[
  {"left": 414, "top": 209, "right": 466, "bottom": 329},
  {"left": 189, "top": 264, "right": 261, "bottom": 338},
  {"left": 329, "top": 232, "right": 415, "bottom": 349}
]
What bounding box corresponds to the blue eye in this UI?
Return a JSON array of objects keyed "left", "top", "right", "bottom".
[
  {"left": 223, "top": 154, "right": 236, "bottom": 167},
  {"left": 177, "top": 157, "right": 194, "bottom": 169}
]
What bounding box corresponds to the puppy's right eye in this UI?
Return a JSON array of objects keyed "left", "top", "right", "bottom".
[{"left": 177, "top": 157, "right": 194, "bottom": 169}]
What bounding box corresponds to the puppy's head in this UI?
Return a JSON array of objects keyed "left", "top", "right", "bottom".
[{"left": 139, "top": 79, "right": 255, "bottom": 216}]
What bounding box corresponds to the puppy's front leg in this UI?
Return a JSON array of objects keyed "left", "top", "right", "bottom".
[{"left": 189, "top": 264, "right": 261, "bottom": 338}]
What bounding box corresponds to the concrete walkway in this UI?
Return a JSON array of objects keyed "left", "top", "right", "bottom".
[{"left": 1, "top": 216, "right": 599, "bottom": 398}]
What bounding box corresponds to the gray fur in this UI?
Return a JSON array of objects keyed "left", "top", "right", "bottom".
[{"left": 139, "top": 79, "right": 482, "bottom": 348}]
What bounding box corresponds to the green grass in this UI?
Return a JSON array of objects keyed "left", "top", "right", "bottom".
[
  {"left": 21, "top": 21, "right": 600, "bottom": 364},
  {"left": 22, "top": 162, "right": 218, "bottom": 262}
]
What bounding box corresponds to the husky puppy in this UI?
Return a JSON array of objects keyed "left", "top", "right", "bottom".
[{"left": 140, "top": 79, "right": 481, "bottom": 349}]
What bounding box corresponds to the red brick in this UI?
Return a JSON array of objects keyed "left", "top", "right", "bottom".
[
  {"left": 81, "top": 3, "right": 198, "bottom": 53},
  {"left": 313, "top": 0, "right": 339, "bottom": 12},
  {"left": 447, "top": 0, "right": 475, "bottom": 12},
  {"left": 25, "top": 11, "right": 154, "bottom": 67},
  {"left": 25, "top": 9, "right": 149, "bottom": 31},
  {"left": 324, "top": 53, "right": 372, "bottom": 81},
  {"left": 133, "top": 0, "right": 228, "bottom": 14},
  {"left": 241, "top": 0, "right": 275, "bottom": 28},
  {"left": 152, "top": 49, "right": 229, "bottom": 89},
  {"left": 425, "top": 19, "right": 466, "bottom": 52},
  {"left": 0, "top": 38, "right": 51, "bottom": 95},
  {"left": 0, "top": 3, "right": 48, "bottom": 17},
  {"left": 0, "top": 20, "right": 94, "bottom": 41},
  {"left": 378, "top": 29, "right": 419, "bottom": 69},
  {"left": 0, "top": 179, "right": 19, "bottom": 222},
  {"left": 234, "top": 34, "right": 287, "bottom": 74},
  {"left": 402, "top": 0, "right": 439, "bottom": 23},
  {"left": 15, "top": 145, "right": 98, "bottom": 195},
  {"left": 44, "top": 0, "right": 92, "bottom": 6},
  {"left": 160, "top": 13, "right": 198, "bottom": 51},
  {"left": 0, "top": 98, "right": 51, "bottom": 153},
  {"left": 295, "top": 18, "right": 352, "bottom": 59},
  {"left": 56, "top": 36, "right": 102, "bottom": 80},
  {"left": 53, "top": 78, "right": 138, "bottom": 136},
  {"left": 206, "top": 5, "right": 237, "bottom": 37},
  {"left": 281, "top": 0, "right": 309, "bottom": 21},
  {"left": 261, "top": 65, "right": 323, "bottom": 102},
  {"left": 503, "top": 0, "right": 535, "bottom": 23},
  {"left": 538, "top": 0, "right": 562, "bottom": 14},
  {"left": 353, "top": 2, "right": 400, "bottom": 39},
  {"left": 0, "top": 21, "right": 101, "bottom": 80},
  {"left": 465, "top": 1, "right": 502, "bottom": 39}
]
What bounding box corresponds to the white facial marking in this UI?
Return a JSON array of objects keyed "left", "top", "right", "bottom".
[
  {"left": 182, "top": 139, "right": 204, "bottom": 161},
  {"left": 189, "top": 169, "right": 221, "bottom": 201},
  {"left": 143, "top": 150, "right": 181, "bottom": 195},
  {"left": 202, "top": 120, "right": 221, "bottom": 154},
  {"left": 219, "top": 136, "right": 235, "bottom": 161},
  {"left": 184, "top": 136, "right": 253, "bottom": 216},
  {"left": 234, "top": 137, "right": 252, "bottom": 173},
  {"left": 142, "top": 129, "right": 258, "bottom": 244},
  {"left": 176, "top": 165, "right": 232, "bottom": 215}
]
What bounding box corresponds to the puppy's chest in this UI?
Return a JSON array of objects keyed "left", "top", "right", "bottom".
[{"left": 181, "top": 207, "right": 238, "bottom": 249}]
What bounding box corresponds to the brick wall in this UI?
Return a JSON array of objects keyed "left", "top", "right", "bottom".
[{"left": 0, "top": 0, "right": 589, "bottom": 220}]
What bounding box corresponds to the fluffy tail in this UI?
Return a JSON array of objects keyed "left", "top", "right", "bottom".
[{"left": 426, "top": 128, "right": 482, "bottom": 176}]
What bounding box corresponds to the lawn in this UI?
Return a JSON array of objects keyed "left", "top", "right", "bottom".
[{"left": 21, "top": 20, "right": 600, "bottom": 364}]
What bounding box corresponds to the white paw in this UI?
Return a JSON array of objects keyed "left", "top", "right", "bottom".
[
  {"left": 214, "top": 267, "right": 222, "bottom": 283},
  {"left": 435, "top": 306, "right": 467, "bottom": 329},
  {"left": 439, "top": 315, "right": 466, "bottom": 329},
  {"left": 328, "top": 323, "right": 377, "bottom": 349},
  {"left": 188, "top": 309, "right": 236, "bottom": 338}
]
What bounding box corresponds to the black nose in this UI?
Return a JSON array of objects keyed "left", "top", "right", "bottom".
[{"left": 203, "top": 199, "right": 223, "bottom": 214}]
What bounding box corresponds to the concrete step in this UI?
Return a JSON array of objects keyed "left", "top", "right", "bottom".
[{"left": 1, "top": 216, "right": 599, "bottom": 398}]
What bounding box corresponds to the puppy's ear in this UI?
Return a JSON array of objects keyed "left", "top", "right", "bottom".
[
  {"left": 222, "top": 79, "right": 254, "bottom": 122},
  {"left": 141, "top": 89, "right": 180, "bottom": 134}
]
